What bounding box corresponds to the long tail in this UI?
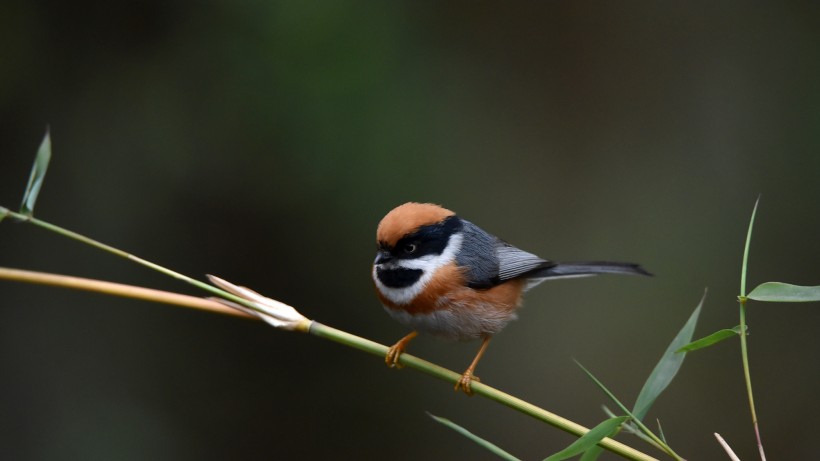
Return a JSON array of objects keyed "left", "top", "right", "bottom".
[
  {"left": 524, "top": 261, "right": 650, "bottom": 291},
  {"left": 538, "top": 261, "right": 652, "bottom": 278}
]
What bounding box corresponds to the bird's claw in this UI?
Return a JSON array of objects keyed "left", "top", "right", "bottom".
[
  {"left": 385, "top": 343, "right": 405, "bottom": 369},
  {"left": 454, "top": 371, "right": 480, "bottom": 395},
  {"left": 385, "top": 331, "right": 418, "bottom": 369}
]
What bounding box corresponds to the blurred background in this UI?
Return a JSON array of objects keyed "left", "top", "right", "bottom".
[{"left": 1, "top": 2, "right": 819, "bottom": 460}]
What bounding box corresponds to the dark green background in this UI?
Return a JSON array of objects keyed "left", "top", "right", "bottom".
[{"left": 1, "top": 2, "right": 819, "bottom": 460}]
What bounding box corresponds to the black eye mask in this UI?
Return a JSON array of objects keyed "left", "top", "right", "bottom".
[{"left": 391, "top": 215, "right": 463, "bottom": 260}]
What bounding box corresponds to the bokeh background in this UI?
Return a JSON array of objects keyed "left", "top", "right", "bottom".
[{"left": 1, "top": 2, "right": 819, "bottom": 460}]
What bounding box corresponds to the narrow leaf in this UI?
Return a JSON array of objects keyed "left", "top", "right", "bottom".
[
  {"left": 740, "top": 196, "right": 760, "bottom": 297},
  {"left": 602, "top": 405, "right": 655, "bottom": 445},
  {"left": 656, "top": 419, "right": 667, "bottom": 444},
  {"left": 676, "top": 325, "right": 745, "bottom": 353},
  {"left": 19, "top": 128, "right": 52, "bottom": 216},
  {"left": 0, "top": 206, "right": 9, "bottom": 223},
  {"left": 543, "top": 416, "right": 629, "bottom": 461},
  {"left": 578, "top": 446, "right": 605, "bottom": 461},
  {"left": 575, "top": 361, "right": 632, "bottom": 417},
  {"left": 602, "top": 406, "right": 633, "bottom": 433},
  {"left": 427, "top": 413, "right": 521, "bottom": 461},
  {"left": 632, "top": 292, "right": 704, "bottom": 421},
  {"left": 748, "top": 282, "right": 820, "bottom": 302}
]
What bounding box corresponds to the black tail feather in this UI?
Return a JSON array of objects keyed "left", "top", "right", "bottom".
[{"left": 534, "top": 261, "right": 652, "bottom": 278}]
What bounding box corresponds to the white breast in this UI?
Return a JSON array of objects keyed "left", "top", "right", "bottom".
[{"left": 384, "top": 300, "right": 518, "bottom": 341}]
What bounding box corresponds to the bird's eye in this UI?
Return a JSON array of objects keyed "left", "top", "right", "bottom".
[{"left": 404, "top": 243, "right": 417, "bottom": 254}]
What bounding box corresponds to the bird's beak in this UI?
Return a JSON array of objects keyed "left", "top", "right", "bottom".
[{"left": 374, "top": 250, "right": 393, "bottom": 265}]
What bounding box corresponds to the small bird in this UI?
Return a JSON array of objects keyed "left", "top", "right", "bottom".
[{"left": 372, "top": 202, "right": 650, "bottom": 394}]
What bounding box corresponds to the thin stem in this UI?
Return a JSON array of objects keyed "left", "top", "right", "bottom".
[
  {"left": 0, "top": 267, "right": 253, "bottom": 319},
  {"left": 738, "top": 302, "right": 756, "bottom": 422},
  {"left": 630, "top": 419, "right": 682, "bottom": 460},
  {"left": 309, "top": 322, "right": 658, "bottom": 461},
  {"left": 714, "top": 433, "right": 741, "bottom": 461},
  {"left": 9, "top": 212, "right": 265, "bottom": 315},
  {"left": 738, "top": 196, "right": 766, "bottom": 461},
  {"left": 1, "top": 211, "right": 662, "bottom": 460},
  {"left": 577, "top": 362, "right": 683, "bottom": 460},
  {"left": 739, "top": 300, "right": 766, "bottom": 461},
  {"left": 0, "top": 265, "right": 658, "bottom": 461}
]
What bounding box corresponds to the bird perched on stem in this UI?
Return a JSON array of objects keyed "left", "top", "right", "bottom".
[{"left": 372, "top": 202, "right": 650, "bottom": 395}]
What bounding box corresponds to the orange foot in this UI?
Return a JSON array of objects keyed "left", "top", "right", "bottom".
[
  {"left": 454, "top": 370, "right": 481, "bottom": 395},
  {"left": 454, "top": 335, "right": 492, "bottom": 395},
  {"left": 385, "top": 331, "right": 418, "bottom": 369}
]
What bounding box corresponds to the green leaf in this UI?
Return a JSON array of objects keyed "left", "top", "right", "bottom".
[
  {"left": 427, "top": 413, "right": 521, "bottom": 461},
  {"left": 543, "top": 416, "right": 629, "bottom": 461},
  {"left": 740, "top": 196, "right": 760, "bottom": 297},
  {"left": 603, "top": 405, "right": 656, "bottom": 446},
  {"left": 632, "top": 292, "right": 704, "bottom": 421},
  {"left": 676, "top": 325, "right": 745, "bottom": 353},
  {"left": 575, "top": 361, "right": 632, "bottom": 417},
  {"left": 578, "top": 446, "right": 605, "bottom": 461},
  {"left": 656, "top": 419, "right": 667, "bottom": 444},
  {"left": 579, "top": 369, "right": 680, "bottom": 458},
  {"left": 0, "top": 206, "right": 9, "bottom": 223},
  {"left": 748, "top": 282, "right": 820, "bottom": 302},
  {"left": 19, "top": 128, "right": 52, "bottom": 216}
]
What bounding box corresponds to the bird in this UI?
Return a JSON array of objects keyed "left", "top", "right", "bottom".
[{"left": 372, "top": 202, "right": 650, "bottom": 395}]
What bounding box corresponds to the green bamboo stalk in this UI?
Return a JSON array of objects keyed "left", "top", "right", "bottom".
[
  {"left": 0, "top": 267, "right": 251, "bottom": 319},
  {"left": 307, "top": 322, "right": 657, "bottom": 460},
  {"left": 6, "top": 211, "right": 266, "bottom": 316},
  {"left": 0, "top": 209, "right": 659, "bottom": 460},
  {"left": 0, "top": 265, "right": 657, "bottom": 461},
  {"left": 738, "top": 197, "right": 767, "bottom": 461}
]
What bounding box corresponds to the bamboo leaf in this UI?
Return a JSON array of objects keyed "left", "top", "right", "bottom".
[
  {"left": 543, "top": 416, "right": 629, "bottom": 461},
  {"left": 632, "top": 292, "right": 704, "bottom": 421},
  {"left": 427, "top": 413, "right": 521, "bottom": 461},
  {"left": 740, "top": 197, "right": 760, "bottom": 297},
  {"left": 575, "top": 361, "right": 632, "bottom": 417},
  {"left": 656, "top": 419, "right": 667, "bottom": 444},
  {"left": 676, "top": 325, "right": 745, "bottom": 353},
  {"left": 579, "top": 446, "right": 605, "bottom": 461},
  {"left": 19, "top": 128, "right": 52, "bottom": 216},
  {"left": 748, "top": 282, "right": 820, "bottom": 302}
]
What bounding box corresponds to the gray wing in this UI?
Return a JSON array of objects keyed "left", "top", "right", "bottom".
[
  {"left": 456, "top": 220, "right": 554, "bottom": 288},
  {"left": 495, "top": 241, "right": 555, "bottom": 282},
  {"left": 455, "top": 220, "right": 501, "bottom": 288},
  {"left": 457, "top": 220, "right": 648, "bottom": 291}
]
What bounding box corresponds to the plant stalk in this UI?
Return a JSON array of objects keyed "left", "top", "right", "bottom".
[
  {"left": 738, "top": 197, "right": 766, "bottom": 461},
  {"left": 739, "top": 300, "right": 766, "bottom": 461},
  {"left": 0, "top": 267, "right": 252, "bottom": 319},
  {"left": 309, "top": 322, "right": 657, "bottom": 460},
  {"left": 7, "top": 212, "right": 266, "bottom": 315},
  {"left": 0, "top": 266, "right": 658, "bottom": 461},
  {"left": 1, "top": 210, "right": 660, "bottom": 460}
]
